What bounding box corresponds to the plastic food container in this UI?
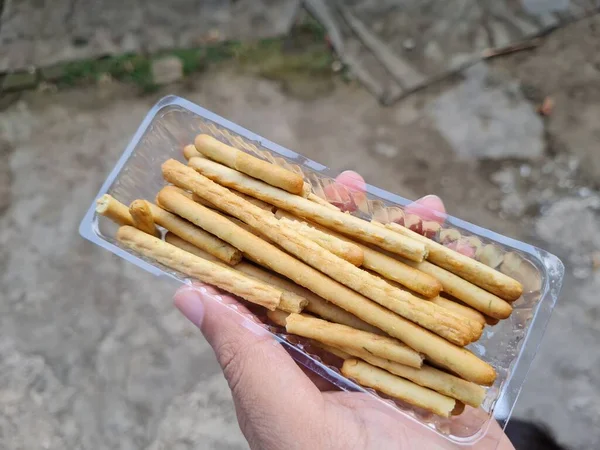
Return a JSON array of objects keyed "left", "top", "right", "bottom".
[{"left": 79, "top": 95, "right": 564, "bottom": 447}]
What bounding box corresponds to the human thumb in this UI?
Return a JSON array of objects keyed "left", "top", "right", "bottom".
[{"left": 173, "top": 284, "right": 323, "bottom": 447}]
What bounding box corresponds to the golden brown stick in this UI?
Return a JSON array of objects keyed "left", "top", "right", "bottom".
[
  {"left": 484, "top": 316, "right": 500, "bottom": 326},
  {"left": 267, "top": 309, "right": 290, "bottom": 327},
  {"left": 117, "top": 226, "right": 281, "bottom": 310},
  {"left": 311, "top": 341, "right": 352, "bottom": 360},
  {"left": 242, "top": 254, "right": 381, "bottom": 334},
  {"left": 194, "top": 134, "right": 305, "bottom": 195},
  {"left": 399, "top": 257, "right": 512, "bottom": 319},
  {"left": 286, "top": 314, "right": 423, "bottom": 368},
  {"left": 369, "top": 273, "right": 484, "bottom": 339},
  {"left": 275, "top": 210, "right": 441, "bottom": 297},
  {"left": 165, "top": 233, "right": 307, "bottom": 313},
  {"left": 96, "top": 194, "right": 134, "bottom": 226},
  {"left": 129, "top": 200, "right": 161, "bottom": 237},
  {"left": 279, "top": 217, "right": 364, "bottom": 266},
  {"left": 430, "top": 296, "right": 486, "bottom": 326},
  {"left": 384, "top": 222, "right": 523, "bottom": 301},
  {"left": 183, "top": 144, "right": 202, "bottom": 160},
  {"left": 452, "top": 402, "right": 466, "bottom": 416},
  {"left": 192, "top": 191, "right": 276, "bottom": 213},
  {"left": 307, "top": 192, "right": 340, "bottom": 211},
  {"left": 145, "top": 197, "right": 242, "bottom": 265},
  {"left": 341, "top": 359, "right": 456, "bottom": 418},
  {"left": 163, "top": 160, "right": 475, "bottom": 346},
  {"left": 187, "top": 157, "right": 427, "bottom": 261},
  {"left": 335, "top": 345, "right": 486, "bottom": 407},
  {"left": 303, "top": 294, "right": 382, "bottom": 335},
  {"left": 153, "top": 180, "right": 495, "bottom": 384}
]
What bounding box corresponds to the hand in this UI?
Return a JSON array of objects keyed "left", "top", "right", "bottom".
[{"left": 173, "top": 171, "right": 515, "bottom": 450}]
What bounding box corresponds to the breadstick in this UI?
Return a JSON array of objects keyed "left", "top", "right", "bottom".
[
  {"left": 163, "top": 160, "right": 476, "bottom": 346},
  {"left": 96, "top": 194, "right": 134, "bottom": 226},
  {"left": 430, "top": 296, "right": 486, "bottom": 326},
  {"left": 144, "top": 197, "right": 242, "bottom": 265},
  {"left": 341, "top": 360, "right": 456, "bottom": 418},
  {"left": 243, "top": 254, "right": 381, "bottom": 334},
  {"left": 267, "top": 309, "right": 289, "bottom": 327},
  {"left": 165, "top": 233, "right": 307, "bottom": 313},
  {"left": 311, "top": 342, "right": 352, "bottom": 360},
  {"left": 183, "top": 144, "right": 202, "bottom": 160},
  {"left": 485, "top": 316, "right": 500, "bottom": 326},
  {"left": 129, "top": 199, "right": 160, "bottom": 237},
  {"left": 153, "top": 180, "right": 495, "bottom": 384},
  {"left": 117, "top": 226, "right": 281, "bottom": 310},
  {"left": 187, "top": 157, "right": 427, "bottom": 262},
  {"left": 308, "top": 192, "right": 340, "bottom": 211},
  {"left": 194, "top": 134, "right": 305, "bottom": 195},
  {"left": 275, "top": 210, "right": 441, "bottom": 297},
  {"left": 279, "top": 217, "right": 364, "bottom": 266},
  {"left": 285, "top": 314, "right": 423, "bottom": 368},
  {"left": 400, "top": 257, "right": 512, "bottom": 319},
  {"left": 384, "top": 222, "right": 523, "bottom": 301},
  {"left": 452, "top": 402, "right": 466, "bottom": 416},
  {"left": 304, "top": 295, "right": 382, "bottom": 335},
  {"left": 335, "top": 346, "right": 486, "bottom": 407}
]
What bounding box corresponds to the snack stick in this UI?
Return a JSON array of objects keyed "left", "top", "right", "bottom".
[
  {"left": 335, "top": 345, "right": 486, "bottom": 407},
  {"left": 430, "top": 296, "right": 486, "bottom": 326},
  {"left": 484, "top": 316, "right": 500, "bottom": 326},
  {"left": 308, "top": 192, "right": 340, "bottom": 211},
  {"left": 384, "top": 222, "right": 523, "bottom": 301},
  {"left": 303, "top": 293, "right": 382, "bottom": 335},
  {"left": 452, "top": 402, "right": 466, "bottom": 416},
  {"left": 311, "top": 341, "right": 352, "bottom": 360},
  {"left": 163, "top": 160, "right": 475, "bottom": 346},
  {"left": 191, "top": 193, "right": 215, "bottom": 208},
  {"left": 285, "top": 314, "right": 423, "bottom": 368},
  {"left": 165, "top": 233, "right": 307, "bottom": 313},
  {"left": 267, "top": 309, "right": 289, "bottom": 327},
  {"left": 400, "top": 257, "right": 512, "bottom": 319},
  {"left": 183, "top": 144, "right": 202, "bottom": 160},
  {"left": 372, "top": 272, "right": 483, "bottom": 342},
  {"left": 301, "top": 183, "right": 311, "bottom": 198},
  {"left": 279, "top": 217, "right": 364, "bottom": 266},
  {"left": 235, "top": 254, "right": 380, "bottom": 334},
  {"left": 341, "top": 360, "right": 456, "bottom": 418},
  {"left": 194, "top": 134, "right": 305, "bottom": 195},
  {"left": 145, "top": 197, "right": 242, "bottom": 265},
  {"left": 230, "top": 262, "right": 308, "bottom": 313},
  {"left": 96, "top": 194, "right": 134, "bottom": 226},
  {"left": 129, "top": 200, "right": 161, "bottom": 237},
  {"left": 187, "top": 157, "right": 427, "bottom": 261},
  {"left": 192, "top": 190, "right": 275, "bottom": 212},
  {"left": 154, "top": 181, "right": 495, "bottom": 385},
  {"left": 275, "top": 210, "right": 441, "bottom": 297},
  {"left": 117, "top": 226, "right": 281, "bottom": 310}
]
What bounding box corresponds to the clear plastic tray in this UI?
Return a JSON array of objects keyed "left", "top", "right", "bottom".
[{"left": 79, "top": 95, "right": 564, "bottom": 447}]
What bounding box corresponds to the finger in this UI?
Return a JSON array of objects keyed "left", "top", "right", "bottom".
[{"left": 174, "top": 284, "right": 325, "bottom": 443}]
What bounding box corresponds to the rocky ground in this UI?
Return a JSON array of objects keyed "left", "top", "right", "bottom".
[{"left": 1, "top": 13, "right": 600, "bottom": 450}]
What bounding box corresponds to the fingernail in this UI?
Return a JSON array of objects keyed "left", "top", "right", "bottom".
[{"left": 174, "top": 286, "right": 206, "bottom": 327}]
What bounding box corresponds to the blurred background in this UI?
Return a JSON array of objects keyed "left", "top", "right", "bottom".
[{"left": 1, "top": 1, "right": 599, "bottom": 449}]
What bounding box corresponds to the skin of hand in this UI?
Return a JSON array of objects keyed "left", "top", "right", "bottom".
[{"left": 173, "top": 171, "right": 516, "bottom": 450}]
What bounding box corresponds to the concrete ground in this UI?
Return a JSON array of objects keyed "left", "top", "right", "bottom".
[{"left": 1, "top": 14, "right": 600, "bottom": 450}]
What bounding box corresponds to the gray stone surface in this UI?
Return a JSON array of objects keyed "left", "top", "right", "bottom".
[
  {"left": 1, "top": 14, "right": 600, "bottom": 450},
  {"left": 307, "top": 0, "right": 600, "bottom": 103},
  {"left": 0, "top": 0, "right": 301, "bottom": 72},
  {"left": 430, "top": 63, "right": 544, "bottom": 160}
]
